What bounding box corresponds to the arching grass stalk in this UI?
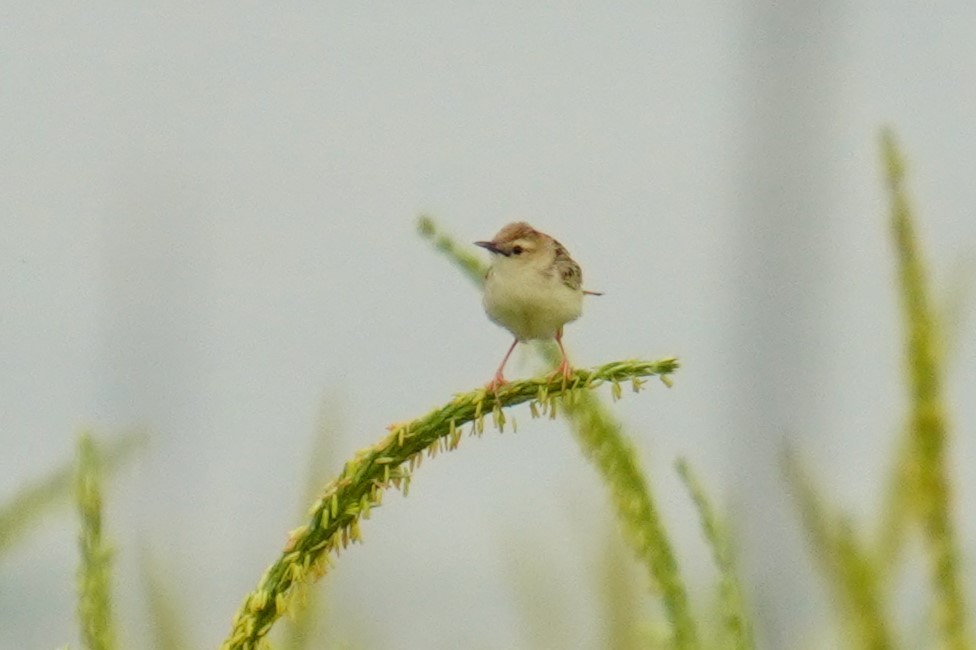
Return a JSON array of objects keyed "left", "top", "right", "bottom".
[
  {"left": 220, "top": 358, "right": 678, "bottom": 650},
  {"left": 76, "top": 432, "right": 117, "bottom": 650},
  {"left": 881, "top": 130, "right": 971, "bottom": 649},
  {"left": 418, "top": 217, "right": 697, "bottom": 649}
]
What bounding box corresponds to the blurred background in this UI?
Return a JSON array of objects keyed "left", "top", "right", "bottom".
[{"left": 2, "top": 3, "right": 975, "bottom": 648}]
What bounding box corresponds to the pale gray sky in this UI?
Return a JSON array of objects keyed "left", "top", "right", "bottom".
[{"left": 2, "top": 3, "right": 975, "bottom": 648}]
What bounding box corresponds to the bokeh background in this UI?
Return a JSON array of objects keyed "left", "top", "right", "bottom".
[{"left": 3, "top": 3, "right": 975, "bottom": 648}]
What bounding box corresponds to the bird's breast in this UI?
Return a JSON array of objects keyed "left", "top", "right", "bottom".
[{"left": 482, "top": 265, "right": 583, "bottom": 340}]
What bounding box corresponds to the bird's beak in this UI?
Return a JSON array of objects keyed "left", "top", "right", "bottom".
[{"left": 475, "top": 240, "right": 506, "bottom": 256}]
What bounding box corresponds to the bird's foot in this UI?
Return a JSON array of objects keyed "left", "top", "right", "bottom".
[
  {"left": 485, "top": 373, "right": 509, "bottom": 393},
  {"left": 546, "top": 359, "right": 575, "bottom": 385}
]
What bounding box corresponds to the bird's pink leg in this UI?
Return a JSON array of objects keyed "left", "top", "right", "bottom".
[
  {"left": 549, "top": 327, "right": 573, "bottom": 382},
  {"left": 487, "top": 338, "right": 519, "bottom": 392}
]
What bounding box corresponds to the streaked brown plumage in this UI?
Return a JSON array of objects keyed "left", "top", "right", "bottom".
[{"left": 475, "top": 222, "right": 600, "bottom": 390}]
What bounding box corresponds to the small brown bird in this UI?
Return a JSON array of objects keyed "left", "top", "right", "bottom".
[{"left": 475, "top": 222, "right": 601, "bottom": 391}]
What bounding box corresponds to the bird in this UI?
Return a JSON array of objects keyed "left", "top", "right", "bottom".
[{"left": 475, "top": 222, "right": 601, "bottom": 391}]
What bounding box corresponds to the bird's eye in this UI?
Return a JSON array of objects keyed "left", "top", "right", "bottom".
[{"left": 512, "top": 245, "right": 523, "bottom": 255}]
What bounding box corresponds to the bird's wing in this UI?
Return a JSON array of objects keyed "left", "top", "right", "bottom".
[{"left": 556, "top": 252, "right": 583, "bottom": 291}]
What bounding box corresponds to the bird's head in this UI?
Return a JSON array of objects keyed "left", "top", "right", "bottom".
[{"left": 475, "top": 222, "right": 553, "bottom": 270}]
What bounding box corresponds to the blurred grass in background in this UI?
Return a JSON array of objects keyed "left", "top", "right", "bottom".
[{"left": 0, "top": 131, "right": 970, "bottom": 649}]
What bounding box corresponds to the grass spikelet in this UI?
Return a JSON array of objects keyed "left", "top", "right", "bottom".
[{"left": 611, "top": 381, "right": 623, "bottom": 401}]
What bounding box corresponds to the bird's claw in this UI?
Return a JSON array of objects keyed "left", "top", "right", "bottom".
[
  {"left": 485, "top": 374, "right": 508, "bottom": 393},
  {"left": 546, "top": 360, "right": 574, "bottom": 385}
]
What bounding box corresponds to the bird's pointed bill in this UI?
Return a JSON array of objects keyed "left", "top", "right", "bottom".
[{"left": 475, "top": 240, "right": 506, "bottom": 256}]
